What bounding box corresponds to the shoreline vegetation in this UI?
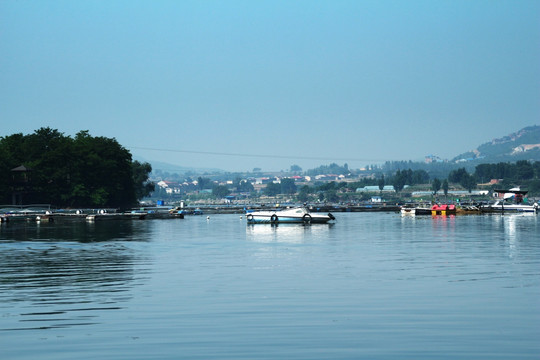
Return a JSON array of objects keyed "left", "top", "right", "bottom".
[
  {"left": 1, "top": 128, "right": 539, "bottom": 210},
  {"left": 0, "top": 128, "right": 153, "bottom": 208}
]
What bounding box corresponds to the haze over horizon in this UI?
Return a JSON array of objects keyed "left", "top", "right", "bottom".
[{"left": 1, "top": 1, "right": 539, "bottom": 172}]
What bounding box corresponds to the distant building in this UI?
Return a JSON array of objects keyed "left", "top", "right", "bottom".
[
  {"left": 314, "top": 174, "right": 341, "bottom": 181},
  {"left": 254, "top": 177, "right": 272, "bottom": 185},
  {"left": 156, "top": 180, "right": 189, "bottom": 195},
  {"left": 425, "top": 154, "right": 443, "bottom": 163},
  {"left": 356, "top": 185, "right": 398, "bottom": 193},
  {"left": 411, "top": 190, "right": 488, "bottom": 197}
]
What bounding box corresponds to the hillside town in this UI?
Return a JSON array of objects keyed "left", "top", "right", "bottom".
[
  {"left": 147, "top": 165, "right": 531, "bottom": 207},
  {"left": 148, "top": 126, "right": 540, "bottom": 206}
]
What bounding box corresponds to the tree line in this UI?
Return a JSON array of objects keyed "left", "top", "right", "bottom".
[
  {"left": 257, "top": 161, "right": 540, "bottom": 201},
  {"left": 444, "top": 160, "right": 540, "bottom": 194},
  {"left": 0, "top": 128, "right": 153, "bottom": 208},
  {"left": 154, "top": 158, "right": 540, "bottom": 204}
]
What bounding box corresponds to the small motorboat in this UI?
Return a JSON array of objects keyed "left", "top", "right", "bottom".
[
  {"left": 480, "top": 188, "right": 539, "bottom": 214},
  {"left": 246, "top": 207, "right": 335, "bottom": 224},
  {"left": 399, "top": 205, "right": 431, "bottom": 216},
  {"left": 400, "top": 206, "right": 416, "bottom": 216}
]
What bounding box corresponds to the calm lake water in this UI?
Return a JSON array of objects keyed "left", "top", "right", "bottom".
[{"left": 0, "top": 213, "right": 539, "bottom": 359}]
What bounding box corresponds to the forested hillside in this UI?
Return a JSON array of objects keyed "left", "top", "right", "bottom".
[{"left": 453, "top": 125, "right": 540, "bottom": 162}]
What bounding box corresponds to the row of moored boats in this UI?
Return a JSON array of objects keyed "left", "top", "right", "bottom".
[{"left": 401, "top": 188, "right": 538, "bottom": 216}]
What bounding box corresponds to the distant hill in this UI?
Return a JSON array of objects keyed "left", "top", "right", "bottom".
[
  {"left": 452, "top": 125, "right": 540, "bottom": 163},
  {"left": 133, "top": 156, "right": 224, "bottom": 175},
  {"left": 137, "top": 126, "right": 540, "bottom": 178}
]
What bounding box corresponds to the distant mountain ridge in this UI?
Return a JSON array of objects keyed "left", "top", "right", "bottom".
[
  {"left": 452, "top": 125, "right": 540, "bottom": 163},
  {"left": 138, "top": 126, "right": 540, "bottom": 176},
  {"left": 133, "top": 156, "right": 224, "bottom": 175}
]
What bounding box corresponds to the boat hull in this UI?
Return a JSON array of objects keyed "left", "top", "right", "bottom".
[
  {"left": 399, "top": 207, "right": 432, "bottom": 215},
  {"left": 246, "top": 208, "right": 334, "bottom": 224},
  {"left": 481, "top": 188, "right": 539, "bottom": 214},
  {"left": 246, "top": 215, "right": 332, "bottom": 224},
  {"left": 480, "top": 205, "right": 538, "bottom": 213}
]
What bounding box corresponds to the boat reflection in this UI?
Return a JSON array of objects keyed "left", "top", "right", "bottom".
[
  {"left": 0, "top": 220, "right": 151, "bottom": 243},
  {"left": 246, "top": 223, "right": 334, "bottom": 243},
  {"left": 495, "top": 213, "right": 538, "bottom": 259}
]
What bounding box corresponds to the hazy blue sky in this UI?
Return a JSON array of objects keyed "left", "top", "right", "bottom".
[{"left": 1, "top": 0, "right": 539, "bottom": 172}]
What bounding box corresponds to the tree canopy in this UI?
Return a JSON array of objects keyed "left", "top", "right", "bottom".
[
  {"left": 0, "top": 128, "right": 153, "bottom": 208},
  {"left": 306, "top": 163, "right": 349, "bottom": 176},
  {"left": 431, "top": 178, "right": 441, "bottom": 195}
]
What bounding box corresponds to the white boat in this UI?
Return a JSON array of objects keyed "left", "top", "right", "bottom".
[
  {"left": 481, "top": 200, "right": 538, "bottom": 213},
  {"left": 400, "top": 207, "right": 416, "bottom": 216},
  {"left": 399, "top": 205, "right": 432, "bottom": 215},
  {"left": 480, "top": 188, "right": 539, "bottom": 214},
  {"left": 246, "top": 207, "right": 335, "bottom": 224}
]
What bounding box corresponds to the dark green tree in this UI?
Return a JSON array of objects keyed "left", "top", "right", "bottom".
[
  {"left": 475, "top": 163, "right": 495, "bottom": 183},
  {"left": 515, "top": 160, "right": 534, "bottom": 180},
  {"left": 0, "top": 128, "right": 152, "bottom": 208},
  {"left": 533, "top": 161, "right": 540, "bottom": 178},
  {"left": 325, "top": 189, "right": 339, "bottom": 202},
  {"left": 212, "top": 185, "right": 230, "bottom": 198},
  {"left": 392, "top": 170, "right": 407, "bottom": 193},
  {"left": 463, "top": 174, "right": 477, "bottom": 193},
  {"left": 432, "top": 178, "right": 441, "bottom": 195},
  {"left": 197, "top": 177, "right": 213, "bottom": 190},
  {"left": 69, "top": 130, "right": 136, "bottom": 207},
  {"left": 442, "top": 179, "right": 449, "bottom": 197},
  {"left": 317, "top": 181, "right": 337, "bottom": 192},
  {"left": 280, "top": 178, "right": 297, "bottom": 195},
  {"left": 264, "top": 182, "right": 281, "bottom": 196},
  {"left": 290, "top": 164, "right": 302, "bottom": 173},
  {"left": 132, "top": 161, "right": 155, "bottom": 200},
  {"left": 412, "top": 169, "right": 430, "bottom": 184},
  {"left": 306, "top": 163, "right": 349, "bottom": 176},
  {"left": 297, "top": 185, "right": 311, "bottom": 202},
  {"left": 378, "top": 175, "right": 385, "bottom": 194},
  {"left": 527, "top": 179, "right": 540, "bottom": 194},
  {"left": 235, "top": 178, "right": 254, "bottom": 193}
]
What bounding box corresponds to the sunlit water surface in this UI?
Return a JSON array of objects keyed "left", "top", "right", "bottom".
[{"left": 1, "top": 213, "right": 539, "bottom": 359}]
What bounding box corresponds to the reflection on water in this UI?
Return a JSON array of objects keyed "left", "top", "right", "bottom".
[
  {"left": 246, "top": 223, "right": 334, "bottom": 243},
  {"left": 496, "top": 213, "right": 538, "bottom": 260},
  {"left": 1, "top": 214, "right": 539, "bottom": 359},
  {"left": 0, "top": 221, "right": 150, "bottom": 331},
  {"left": 0, "top": 220, "right": 150, "bottom": 243}
]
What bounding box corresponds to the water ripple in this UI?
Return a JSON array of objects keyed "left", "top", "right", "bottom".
[{"left": 1, "top": 214, "right": 539, "bottom": 359}]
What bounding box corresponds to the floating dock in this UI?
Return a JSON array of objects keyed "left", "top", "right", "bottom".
[{"left": 0, "top": 209, "right": 184, "bottom": 223}]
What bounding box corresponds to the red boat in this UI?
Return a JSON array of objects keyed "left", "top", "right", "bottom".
[{"left": 431, "top": 204, "right": 456, "bottom": 215}]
